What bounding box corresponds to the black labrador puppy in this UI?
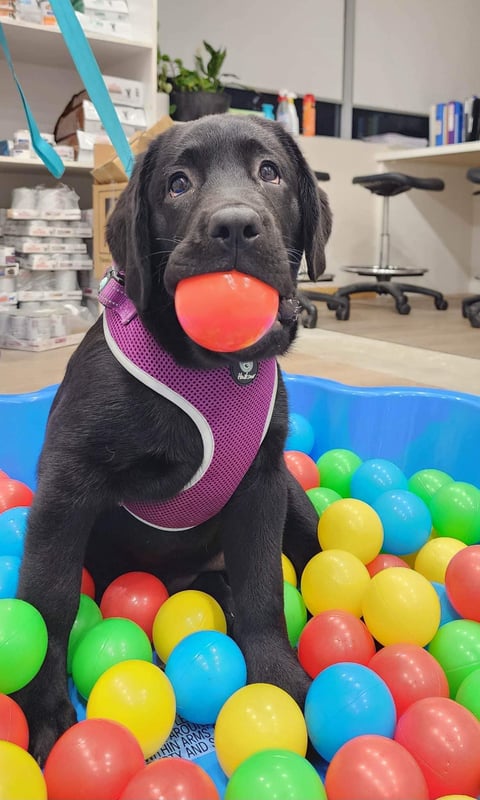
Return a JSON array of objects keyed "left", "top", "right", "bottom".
[{"left": 14, "top": 114, "right": 332, "bottom": 764}]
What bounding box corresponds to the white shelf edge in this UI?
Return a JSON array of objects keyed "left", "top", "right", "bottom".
[
  {"left": 376, "top": 141, "right": 480, "bottom": 162},
  {"left": 0, "top": 16, "right": 153, "bottom": 51},
  {"left": 0, "top": 156, "right": 92, "bottom": 173}
]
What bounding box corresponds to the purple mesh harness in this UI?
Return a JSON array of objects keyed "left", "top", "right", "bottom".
[{"left": 98, "top": 272, "right": 278, "bottom": 531}]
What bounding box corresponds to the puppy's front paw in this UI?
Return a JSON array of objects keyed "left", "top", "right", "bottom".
[
  {"left": 13, "top": 685, "right": 77, "bottom": 767},
  {"left": 246, "top": 639, "right": 311, "bottom": 709}
]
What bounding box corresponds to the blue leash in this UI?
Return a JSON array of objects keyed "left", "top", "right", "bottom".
[{"left": 0, "top": 2, "right": 134, "bottom": 180}]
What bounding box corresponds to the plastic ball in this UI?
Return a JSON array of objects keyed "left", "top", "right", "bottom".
[
  {"left": 369, "top": 642, "right": 449, "bottom": 717},
  {"left": 373, "top": 490, "right": 431, "bottom": 556},
  {"left": 0, "top": 598, "right": 48, "bottom": 693},
  {"left": 214, "top": 683, "right": 307, "bottom": 777},
  {"left": 72, "top": 617, "right": 152, "bottom": 698},
  {"left": 285, "top": 413, "right": 315, "bottom": 455},
  {"left": 44, "top": 718, "right": 145, "bottom": 800},
  {"left": 87, "top": 659, "right": 176, "bottom": 758},
  {"left": 0, "top": 740, "right": 47, "bottom": 800},
  {"left": 0, "top": 694, "right": 29, "bottom": 749},
  {"left": 324, "top": 734, "right": 429, "bottom": 800},
  {"left": 81, "top": 567, "right": 95, "bottom": 598},
  {"left": 174, "top": 271, "right": 279, "bottom": 353},
  {"left": 305, "top": 662, "right": 396, "bottom": 762},
  {"left": 298, "top": 610, "right": 376, "bottom": 678},
  {"left": 301, "top": 549, "right": 370, "bottom": 618},
  {"left": 67, "top": 593, "right": 103, "bottom": 674},
  {"left": 281, "top": 553, "right": 297, "bottom": 586},
  {"left": 225, "top": 749, "right": 327, "bottom": 800},
  {"left": 152, "top": 590, "right": 226, "bottom": 664},
  {"left": 283, "top": 581, "right": 307, "bottom": 646},
  {"left": 0, "top": 480, "right": 33, "bottom": 514},
  {"left": 362, "top": 567, "right": 440, "bottom": 647},
  {"left": 414, "top": 537, "right": 466, "bottom": 583},
  {"left": 165, "top": 630, "right": 247, "bottom": 724},
  {"left": 431, "top": 580, "right": 462, "bottom": 626},
  {"left": 120, "top": 757, "right": 220, "bottom": 800},
  {"left": 0, "top": 555, "right": 20, "bottom": 598},
  {"left": 456, "top": 668, "right": 480, "bottom": 720},
  {"left": 408, "top": 468, "right": 454, "bottom": 508},
  {"left": 315, "top": 449, "right": 362, "bottom": 497},
  {"left": 395, "top": 697, "right": 480, "bottom": 799},
  {"left": 317, "top": 498, "right": 383, "bottom": 564},
  {"left": 430, "top": 482, "right": 480, "bottom": 544},
  {"left": 100, "top": 571, "right": 169, "bottom": 640},
  {"left": 306, "top": 487, "right": 341, "bottom": 517},
  {"left": 0, "top": 507, "right": 28, "bottom": 557},
  {"left": 350, "top": 458, "right": 408, "bottom": 506},
  {"left": 445, "top": 544, "right": 480, "bottom": 621},
  {"left": 284, "top": 451, "right": 319, "bottom": 491},
  {"left": 428, "top": 619, "right": 480, "bottom": 695},
  {"left": 366, "top": 553, "right": 410, "bottom": 577}
]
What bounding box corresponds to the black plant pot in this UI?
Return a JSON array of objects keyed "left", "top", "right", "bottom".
[{"left": 171, "top": 90, "right": 231, "bottom": 122}]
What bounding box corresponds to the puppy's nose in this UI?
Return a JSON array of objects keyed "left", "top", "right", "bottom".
[{"left": 208, "top": 206, "right": 260, "bottom": 252}]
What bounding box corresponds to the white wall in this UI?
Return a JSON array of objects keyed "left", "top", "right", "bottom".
[
  {"left": 158, "top": 0, "right": 344, "bottom": 102},
  {"left": 354, "top": 0, "right": 480, "bottom": 114}
]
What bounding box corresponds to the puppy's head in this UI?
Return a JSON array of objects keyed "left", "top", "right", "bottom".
[{"left": 107, "top": 115, "right": 331, "bottom": 366}]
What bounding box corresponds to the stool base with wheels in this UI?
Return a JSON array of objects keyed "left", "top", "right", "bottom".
[
  {"left": 297, "top": 274, "right": 349, "bottom": 328},
  {"left": 462, "top": 273, "right": 480, "bottom": 328}
]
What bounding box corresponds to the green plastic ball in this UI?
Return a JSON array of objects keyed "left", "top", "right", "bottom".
[
  {"left": 456, "top": 667, "right": 480, "bottom": 720},
  {"left": 408, "top": 468, "right": 453, "bottom": 508},
  {"left": 283, "top": 581, "right": 307, "bottom": 647},
  {"left": 67, "top": 593, "right": 103, "bottom": 674},
  {"left": 428, "top": 619, "right": 480, "bottom": 696},
  {"left": 430, "top": 482, "right": 480, "bottom": 544},
  {"left": 225, "top": 748, "right": 327, "bottom": 800},
  {"left": 316, "top": 449, "right": 362, "bottom": 498},
  {"left": 0, "top": 598, "right": 48, "bottom": 693},
  {"left": 72, "top": 616, "right": 152, "bottom": 698},
  {"left": 306, "top": 487, "right": 341, "bottom": 518}
]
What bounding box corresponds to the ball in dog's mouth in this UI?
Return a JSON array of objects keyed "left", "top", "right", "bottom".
[{"left": 174, "top": 271, "right": 280, "bottom": 353}]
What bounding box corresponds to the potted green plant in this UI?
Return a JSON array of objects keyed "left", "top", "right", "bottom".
[{"left": 158, "top": 41, "right": 238, "bottom": 122}]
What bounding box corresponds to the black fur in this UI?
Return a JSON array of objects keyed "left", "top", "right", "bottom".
[{"left": 14, "top": 115, "right": 332, "bottom": 764}]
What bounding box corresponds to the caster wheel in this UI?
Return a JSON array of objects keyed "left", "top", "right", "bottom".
[
  {"left": 397, "top": 303, "right": 411, "bottom": 315},
  {"left": 435, "top": 298, "right": 448, "bottom": 310},
  {"left": 462, "top": 303, "right": 469, "bottom": 318},
  {"left": 327, "top": 301, "right": 339, "bottom": 311},
  {"left": 304, "top": 315, "right": 317, "bottom": 329},
  {"left": 336, "top": 305, "right": 350, "bottom": 321},
  {"left": 469, "top": 315, "right": 480, "bottom": 329}
]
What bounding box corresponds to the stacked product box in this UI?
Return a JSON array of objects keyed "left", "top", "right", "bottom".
[
  {"left": 0, "top": 186, "right": 98, "bottom": 352},
  {"left": 76, "top": 0, "right": 132, "bottom": 39}
]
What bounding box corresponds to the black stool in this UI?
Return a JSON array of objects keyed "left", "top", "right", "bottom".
[
  {"left": 296, "top": 171, "right": 348, "bottom": 328},
  {"left": 462, "top": 168, "right": 480, "bottom": 328},
  {"left": 332, "top": 173, "right": 448, "bottom": 321}
]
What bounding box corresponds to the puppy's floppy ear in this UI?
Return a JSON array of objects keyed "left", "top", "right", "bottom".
[
  {"left": 297, "top": 162, "right": 332, "bottom": 281},
  {"left": 106, "top": 147, "right": 156, "bottom": 311}
]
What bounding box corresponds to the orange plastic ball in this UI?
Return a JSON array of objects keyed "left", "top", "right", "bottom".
[
  {"left": 0, "top": 479, "right": 33, "bottom": 513},
  {"left": 174, "top": 271, "right": 279, "bottom": 352},
  {"left": 284, "top": 451, "right": 320, "bottom": 491}
]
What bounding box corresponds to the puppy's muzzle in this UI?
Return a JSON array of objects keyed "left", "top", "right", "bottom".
[{"left": 208, "top": 206, "right": 261, "bottom": 256}]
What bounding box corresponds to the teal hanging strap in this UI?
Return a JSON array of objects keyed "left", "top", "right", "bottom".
[
  {"left": 49, "top": 0, "right": 134, "bottom": 179},
  {"left": 0, "top": 23, "right": 65, "bottom": 178}
]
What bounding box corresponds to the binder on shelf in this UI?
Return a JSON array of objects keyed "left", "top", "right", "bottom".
[
  {"left": 446, "top": 101, "right": 463, "bottom": 144},
  {"left": 430, "top": 102, "right": 447, "bottom": 146},
  {"left": 464, "top": 95, "right": 480, "bottom": 142}
]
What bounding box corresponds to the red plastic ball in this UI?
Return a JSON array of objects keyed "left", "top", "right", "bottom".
[
  {"left": 394, "top": 696, "right": 480, "bottom": 799},
  {"left": 43, "top": 718, "right": 145, "bottom": 800},
  {"left": 366, "top": 553, "right": 411, "bottom": 577},
  {"left": 369, "top": 643, "right": 449, "bottom": 717},
  {"left": 81, "top": 567, "right": 95, "bottom": 599},
  {"left": 325, "top": 734, "right": 429, "bottom": 800},
  {"left": 119, "top": 757, "right": 220, "bottom": 800},
  {"left": 0, "top": 470, "right": 9, "bottom": 479},
  {"left": 0, "top": 479, "right": 33, "bottom": 513},
  {"left": 298, "top": 610, "right": 376, "bottom": 678},
  {"left": 445, "top": 544, "right": 480, "bottom": 622},
  {"left": 174, "top": 271, "right": 279, "bottom": 353},
  {"left": 284, "top": 451, "right": 320, "bottom": 491},
  {"left": 0, "top": 693, "right": 29, "bottom": 749},
  {"left": 100, "top": 571, "right": 169, "bottom": 641}
]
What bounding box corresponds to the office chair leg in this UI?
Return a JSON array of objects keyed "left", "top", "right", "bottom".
[
  {"left": 333, "top": 281, "right": 410, "bottom": 316},
  {"left": 466, "top": 300, "right": 480, "bottom": 328},
  {"left": 395, "top": 283, "right": 448, "bottom": 310},
  {"left": 462, "top": 295, "right": 480, "bottom": 318},
  {"left": 297, "top": 292, "right": 318, "bottom": 328}
]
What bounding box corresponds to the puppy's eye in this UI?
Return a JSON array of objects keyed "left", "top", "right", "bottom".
[
  {"left": 259, "top": 161, "right": 280, "bottom": 183},
  {"left": 169, "top": 173, "right": 191, "bottom": 197}
]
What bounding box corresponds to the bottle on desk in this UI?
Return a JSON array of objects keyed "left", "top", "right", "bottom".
[
  {"left": 276, "top": 90, "right": 299, "bottom": 136},
  {"left": 302, "top": 94, "right": 316, "bottom": 136}
]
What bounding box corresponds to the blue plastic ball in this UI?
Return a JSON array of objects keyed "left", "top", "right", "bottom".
[
  {"left": 0, "top": 555, "right": 20, "bottom": 598},
  {"left": 350, "top": 459, "right": 408, "bottom": 506},
  {"left": 431, "top": 580, "right": 462, "bottom": 626},
  {"left": 0, "top": 507, "right": 28, "bottom": 558},
  {"left": 373, "top": 489, "right": 432, "bottom": 555},
  {"left": 304, "top": 662, "right": 396, "bottom": 762},
  {"left": 165, "top": 630, "right": 247, "bottom": 724},
  {"left": 285, "top": 413, "right": 315, "bottom": 455}
]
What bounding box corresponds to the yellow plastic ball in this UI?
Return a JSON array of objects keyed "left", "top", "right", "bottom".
[
  {"left": 414, "top": 536, "right": 467, "bottom": 583},
  {"left": 317, "top": 498, "right": 384, "bottom": 564},
  {"left": 87, "top": 659, "right": 176, "bottom": 758},
  {"left": 0, "top": 741, "right": 47, "bottom": 800},
  {"left": 362, "top": 567, "right": 441, "bottom": 647},
  {"left": 300, "top": 549, "right": 371, "bottom": 618},
  {"left": 214, "top": 682, "right": 307, "bottom": 776},
  {"left": 152, "top": 589, "right": 227, "bottom": 664},
  {"left": 282, "top": 553, "right": 297, "bottom": 586}
]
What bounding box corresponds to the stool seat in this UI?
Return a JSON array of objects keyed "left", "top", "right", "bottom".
[
  {"left": 314, "top": 171, "right": 330, "bottom": 181},
  {"left": 343, "top": 265, "right": 427, "bottom": 279},
  {"left": 353, "top": 172, "right": 445, "bottom": 197}
]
